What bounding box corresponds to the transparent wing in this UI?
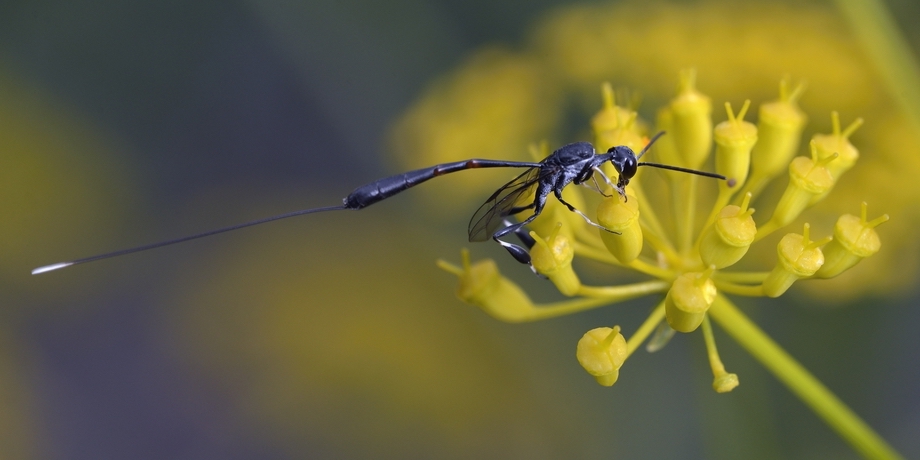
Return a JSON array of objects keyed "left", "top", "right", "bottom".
[{"left": 468, "top": 167, "right": 543, "bottom": 242}]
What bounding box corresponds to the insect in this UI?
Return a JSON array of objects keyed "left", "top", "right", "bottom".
[{"left": 31, "top": 132, "right": 725, "bottom": 275}]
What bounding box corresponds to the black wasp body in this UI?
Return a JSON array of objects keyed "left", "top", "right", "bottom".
[
  {"left": 341, "top": 139, "right": 652, "bottom": 265},
  {"left": 32, "top": 132, "right": 725, "bottom": 274},
  {"left": 465, "top": 141, "right": 640, "bottom": 264}
]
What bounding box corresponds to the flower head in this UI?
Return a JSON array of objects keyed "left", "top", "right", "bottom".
[
  {"left": 433, "top": 74, "right": 897, "bottom": 458},
  {"left": 440, "top": 73, "right": 888, "bottom": 385}
]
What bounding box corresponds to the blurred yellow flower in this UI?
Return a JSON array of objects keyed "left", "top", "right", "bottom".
[{"left": 388, "top": 48, "right": 563, "bottom": 217}]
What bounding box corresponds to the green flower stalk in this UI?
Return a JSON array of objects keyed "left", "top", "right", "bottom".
[{"left": 439, "top": 74, "right": 900, "bottom": 459}]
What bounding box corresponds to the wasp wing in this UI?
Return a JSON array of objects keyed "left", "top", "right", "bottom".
[{"left": 468, "top": 167, "right": 544, "bottom": 242}]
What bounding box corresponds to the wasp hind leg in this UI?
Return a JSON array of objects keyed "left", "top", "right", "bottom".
[
  {"left": 492, "top": 223, "right": 533, "bottom": 265},
  {"left": 490, "top": 209, "right": 544, "bottom": 265}
]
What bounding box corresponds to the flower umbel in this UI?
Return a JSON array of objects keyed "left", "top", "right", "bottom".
[{"left": 438, "top": 75, "right": 899, "bottom": 459}]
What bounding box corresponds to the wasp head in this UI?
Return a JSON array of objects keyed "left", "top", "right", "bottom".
[{"left": 606, "top": 146, "right": 638, "bottom": 190}]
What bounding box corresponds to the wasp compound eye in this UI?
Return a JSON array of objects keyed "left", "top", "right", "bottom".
[{"left": 622, "top": 155, "right": 638, "bottom": 179}]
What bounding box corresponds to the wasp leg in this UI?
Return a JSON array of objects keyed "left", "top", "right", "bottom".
[
  {"left": 503, "top": 219, "right": 536, "bottom": 249},
  {"left": 554, "top": 191, "right": 621, "bottom": 235},
  {"left": 583, "top": 175, "right": 612, "bottom": 197},
  {"left": 491, "top": 198, "right": 546, "bottom": 265},
  {"left": 507, "top": 203, "right": 536, "bottom": 215},
  {"left": 593, "top": 167, "right": 627, "bottom": 200}
]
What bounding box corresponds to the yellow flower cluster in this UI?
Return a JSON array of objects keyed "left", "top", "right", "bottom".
[
  {"left": 439, "top": 73, "right": 887, "bottom": 392},
  {"left": 436, "top": 74, "right": 901, "bottom": 457}
]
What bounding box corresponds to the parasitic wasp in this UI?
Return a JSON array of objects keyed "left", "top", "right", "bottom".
[{"left": 32, "top": 131, "right": 725, "bottom": 275}]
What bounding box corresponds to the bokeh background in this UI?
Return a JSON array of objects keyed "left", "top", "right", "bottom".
[{"left": 3, "top": 0, "right": 919, "bottom": 458}]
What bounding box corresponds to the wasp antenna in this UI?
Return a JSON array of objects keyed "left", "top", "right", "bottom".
[
  {"left": 638, "top": 162, "right": 726, "bottom": 180},
  {"left": 31, "top": 204, "right": 349, "bottom": 275},
  {"left": 637, "top": 131, "right": 666, "bottom": 160}
]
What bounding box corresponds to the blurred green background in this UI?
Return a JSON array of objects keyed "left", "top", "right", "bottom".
[{"left": 2, "top": 0, "right": 918, "bottom": 458}]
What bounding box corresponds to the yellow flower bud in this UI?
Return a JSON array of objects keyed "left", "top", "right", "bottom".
[
  {"left": 576, "top": 326, "right": 628, "bottom": 387},
  {"left": 592, "top": 83, "right": 619, "bottom": 133},
  {"left": 653, "top": 107, "right": 682, "bottom": 168},
  {"left": 530, "top": 224, "right": 581, "bottom": 296},
  {"left": 809, "top": 112, "right": 863, "bottom": 205},
  {"left": 594, "top": 96, "right": 645, "bottom": 180},
  {"left": 665, "top": 268, "right": 717, "bottom": 333},
  {"left": 700, "top": 193, "right": 757, "bottom": 269},
  {"left": 749, "top": 78, "right": 807, "bottom": 186},
  {"left": 768, "top": 141, "right": 836, "bottom": 228},
  {"left": 714, "top": 100, "right": 757, "bottom": 190},
  {"left": 596, "top": 188, "right": 643, "bottom": 263},
  {"left": 763, "top": 224, "right": 831, "bottom": 297},
  {"left": 591, "top": 82, "right": 639, "bottom": 144},
  {"left": 668, "top": 69, "right": 712, "bottom": 169},
  {"left": 815, "top": 203, "right": 888, "bottom": 279},
  {"left": 596, "top": 123, "right": 644, "bottom": 157},
  {"left": 437, "top": 250, "right": 537, "bottom": 323}
]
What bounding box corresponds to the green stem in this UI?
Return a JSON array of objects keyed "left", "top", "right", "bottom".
[
  {"left": 524, "top": 296, "right": 624, "bottom": 321},
  {"left": 713, "top": 280, "right": 764, "bottom": 297},
  {"left": 576, "top": 280, "right": 669, "bottom": 299},
  {"left": 700, "top": 315, "right": 727, "bottom": 377},
  {"left": 713, "top": 271, "right": 770, "bottom": 284},
  {"left": 708, "top": 295, "right": 903, "bottom": 459},
  {"left": 671, "top": 173, "right": 698, "bottom": 254},
  {"left": 572, "top": 242, "right": 676, "bottom": 279},
  {"left": 625, "top": 301, "right": 666, "bottom": 357},
  {"left": 573, "top": 241, "right": 623, "bottom": 266}
]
